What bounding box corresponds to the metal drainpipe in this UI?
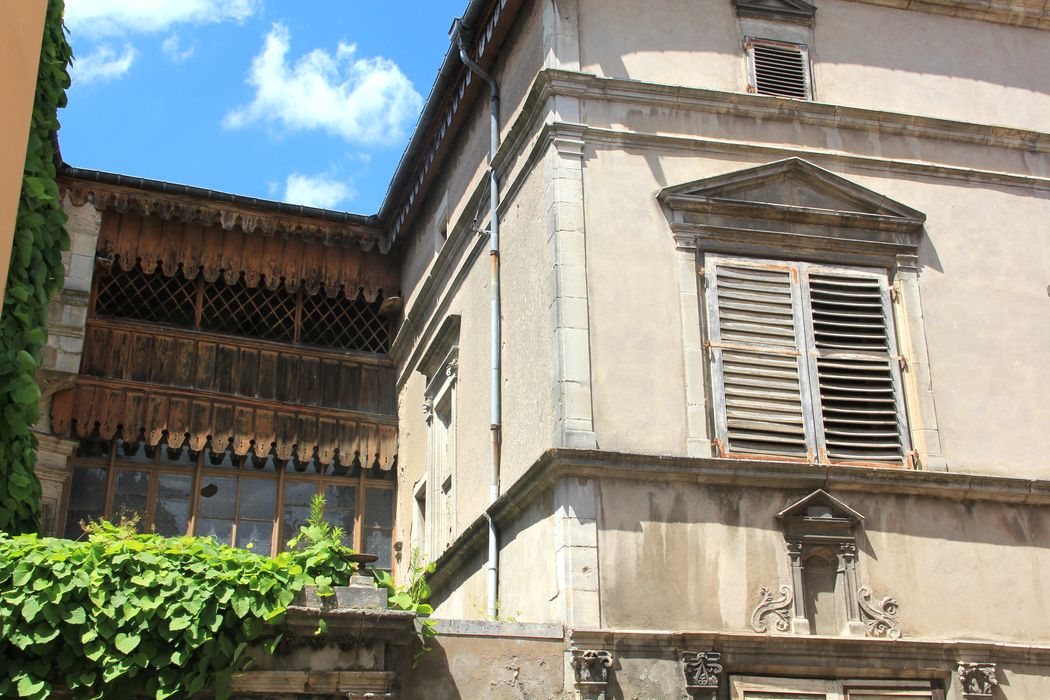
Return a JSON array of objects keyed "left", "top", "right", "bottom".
[{"left": 451, "top": 18, "right": 501, "bottom": 620}]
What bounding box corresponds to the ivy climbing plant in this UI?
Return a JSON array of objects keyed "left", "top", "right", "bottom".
[
  {"left": 0, "top": 0, "right": 73, "bottom": 533},
  {"left": 0, "top": 498, "right": 435, "bottom": 699}
]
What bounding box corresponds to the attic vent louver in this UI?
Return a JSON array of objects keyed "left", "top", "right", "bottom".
[{"left": 748, "top": 39, "right": 811, "bottom": 100}]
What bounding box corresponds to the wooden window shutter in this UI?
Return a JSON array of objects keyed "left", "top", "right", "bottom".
[
  {"left": 799, "top": 264, "right": 912, "bottom": 465},
  {"left": 704, "top": 256, "right": 814, "bottom": 460}
]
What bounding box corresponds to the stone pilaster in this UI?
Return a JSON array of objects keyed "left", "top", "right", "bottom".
[
  {"left": 554, "top": 477, "right": 600, "bottom": 628},
  {"left": 35, "top": 432, "right": 77, "bottom": 536},
  {"left": 546, "top": 126, "right": 596, "bottom": 449}
]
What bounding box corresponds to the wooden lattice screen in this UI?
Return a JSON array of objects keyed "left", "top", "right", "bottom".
[{"left": 94, "top": 262, "right": 390, "bottom": 353}]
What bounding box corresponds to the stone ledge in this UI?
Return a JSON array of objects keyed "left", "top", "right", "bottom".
[
  {"left": 430, "top": 618, "right": 564, "bottom": 639},
  {"left": 428, "top": 448, "right": 1050, "bottom": 591}
]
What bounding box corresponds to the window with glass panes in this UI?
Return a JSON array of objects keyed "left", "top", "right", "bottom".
[{"left": 61, "top": 432, "right": 396, "bottom": 567}]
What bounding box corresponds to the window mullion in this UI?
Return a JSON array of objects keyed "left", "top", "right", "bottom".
[
  {"left": 194, "top": 270, "right": 205, "bottom": 330},
  {"left": 102, "top": 439, "right": 118, "bottom": 519},
  {"left": 294, "top": 285, "right": 303, "bottom": 344},
  {"left": 188, "top": 446, "right": 205, "bottom": 536},
  {"left": 796, "top": 261, "right": 827, "bottom": 463},
  {"left": 355, "top": 465, "right": 365, "bottom": 553},
  {"left": 273, "top": 460, "right": 286, "bottom": 556}
]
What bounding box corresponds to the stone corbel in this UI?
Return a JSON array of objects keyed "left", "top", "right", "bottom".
[
  {"left": 681, "top": 650, "right": 722, "bottom": 699},
  {"left": 750, "top": 584, "right": 793, "bottom": 634},
  {"left": 857, "top": 587, "right": 901, "bottom": 638},
  {"left": 571, "top": 649, "right": 613, "bottom": 700},
  {"left": 958, "top": 662, "right": 998, "bottom": 698}
]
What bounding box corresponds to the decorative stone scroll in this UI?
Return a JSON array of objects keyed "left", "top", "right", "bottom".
[
  {"left": 958, "top": 662, "right": 998, "bottom": 697},
  {"left": 750, "top": 585, "right": 793, "bottom": 633},
  {"left": 857, "top": 587, "right": 901, "bottom": 639},
  {"left": 571, "top": 649, "right": 613, "bottom": 700},
  {"left": 681, "top": 651, "right": 722, "bottom": 698}
]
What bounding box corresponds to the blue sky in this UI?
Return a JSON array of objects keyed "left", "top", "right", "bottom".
[{"left": 61, "top": 0, "right": 467, "bottom": 213}]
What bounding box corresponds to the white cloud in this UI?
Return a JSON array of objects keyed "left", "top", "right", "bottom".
[
  {"left": 65, "top": 0, "right": 260, "bottom": 38},
  {"left": 283, "top": 172, "right": 357, "bottom": 209},
  {"left": 161, "top": 35, "right": 196, "bottom": 63},
  {"left": 71, "top": 44, "right": 137, "bottom": 84},
  {"left": 224, "top": 23, "right": 422, "bottom": 146}
]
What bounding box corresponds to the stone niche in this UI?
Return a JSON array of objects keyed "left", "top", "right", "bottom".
[{"left": 752, "top": 489, "right": 901, "bottom": 639}]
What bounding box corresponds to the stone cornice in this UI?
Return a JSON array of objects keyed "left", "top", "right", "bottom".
[
  {"left": 843, "top": 0, "right": 1050, "bottom": 31},
  {"left": 540, "top": 69, "right": 1050, "bottom": 154},
  {"left": 570, "top": 628, "right": 1050, "bottom": 666},
  {"left": 428, "top": 448, "right": 1050, "bottom": 591}
]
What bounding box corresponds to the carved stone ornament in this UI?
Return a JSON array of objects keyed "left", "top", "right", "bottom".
[
  {"left": 571, "top": 648, "right": 613, "bottom": 686},
  {"left": 857, "top": 587, "right": 901, "bottom": 638},
  {"left": 682, "top": 651, "right": 722, "bottom": 694},
  {"left": 445, "top": 357, "right": 459, "bottom": 378},
  {"left": 422, "top": 397, "right": 434, "bottom": 420},
  {"left": 958, "top": 662, "right": 998, "bottom": 697},
  {"left": 751, "top": 584, "right": 793, "bottom": 633}
]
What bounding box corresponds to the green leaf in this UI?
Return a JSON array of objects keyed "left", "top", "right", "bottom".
[
  {"left": 114, "top": 632, "right": 141, "bottom": 654},
  {"left": 63, "top": 606, "right": 86, "bottom": 624},
  {"left": 16, "top": 675, "right": 46, "bottom": 698},
  {"left": 21, "top": 596, "right": 42, "bottom": 622}
]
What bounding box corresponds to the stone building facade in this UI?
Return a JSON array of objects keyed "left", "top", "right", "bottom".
[{"left": 42, "top": 0, "right": 1050, "bottom": 697}]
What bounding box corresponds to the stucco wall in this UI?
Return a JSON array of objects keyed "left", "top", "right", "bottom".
[
  {"left": 576, "top": 0, "right": 1050, "bottom": 133},
  {"left": 395, "top": 0, "right": 550, "bottom": 576},
  {"left": 596, "top": 477, "right": 1050, "bottom": 644},
  {"left": 399, "top": 625, "right": 567, "bottom": 699},
  {"left": 429, "top": 545, "right": 489, "bottom": 620},
  {"left": 495, "top": 488, "right": 559, "bottom": 623}
]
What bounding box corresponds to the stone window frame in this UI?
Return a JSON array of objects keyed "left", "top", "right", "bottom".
[
  {"left": 660, "top": 158, "right": 946, "bottom": 470},
  {"left": 735, "top": 0, "right": 818, "bottom": 100},
  {"left": 417, "top": 315, "right": 460, "bottom": 561},
  {"left": 731, "top": 675, "right": 936, "bottom": 699},
  {"left": 701, "top": 254, "right": 913, "bottom": 467},
  {"left": 745, "top": 37, "right": 814, "bottom": 101}
]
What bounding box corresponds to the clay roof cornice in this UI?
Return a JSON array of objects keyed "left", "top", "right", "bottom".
[{"left": 58, "top": 168, "right": 388, "bottom": 253}]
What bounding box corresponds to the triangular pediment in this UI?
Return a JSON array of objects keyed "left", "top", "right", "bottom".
[
  {"left": 734, "top": 0, "right": 816, "bottom": 23},
  {"left": 660, "top": 158, "right": 925, "bottom": 223},
  {"left": 777, "top": 489, "right": 864, "bottom": 525}
]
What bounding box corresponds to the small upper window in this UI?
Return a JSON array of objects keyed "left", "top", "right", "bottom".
[{"left": 746, "top": 38, "right": 812, "bottom": 100}]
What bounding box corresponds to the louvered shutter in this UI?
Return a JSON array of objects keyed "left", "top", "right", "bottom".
[
  {"left": 704, "top": 256, "right": 814, "bottom": 459},
  {"left": 747, "top": 39, "right": 811, "bottom": 100},
  {"left": 799, "top": 264, "right": 911, "bottom": 465}
]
